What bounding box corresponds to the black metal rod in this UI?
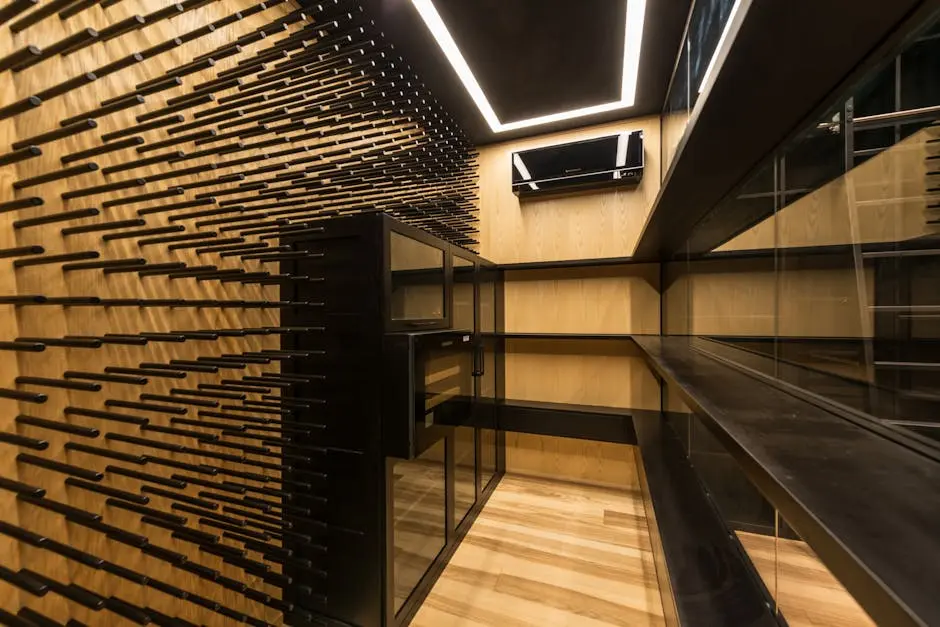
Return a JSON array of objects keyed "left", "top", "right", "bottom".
[
  {"left": 64, "top": 371, "right": 147, "bottom": 385},
  {"left": 15, "top": 375, "right": 101, "bottom": 391},
  {"left": 0, "top": 45, "right": 41, "bottom": 72},
  {"left": 102, "top": 226, "right": 182, "bottom": 241},
  {"left": 60, "top": 94, "right": 144, "bottom": 127},
  {"left": 137, "top": 129, "right": 215, "bottom": 153},
  {"left": 13, "top": 163, "right": 99, "bottom": 189},
  {"left": 105, "top": 399, "right": 187, "bottom": 415},
  {"left": 10, "top": 0, "right": 82, "bottom": 32},
  {"left": 61, "top": 259, "right": 146, "bottom": 272},
  {"left": 96, "top": 14, "right": 145, "bottom": 43},
  {"left": 105, "top": 466, "right": 186, "bottom": 488},
  {"left": 140, "top": 36, "right": 183, "bottom": 59},
  {"left": 0, "top": 0, "right": 38, "bottom": 28},
  {"left": 100, "top": 150, "right": 183, "bottom": 175},
  {"left": 13, "top": 118, "right": 96, "bottom": 149},
  {"left": 17, "top": 453, "right": 102, "bottom": 481},
  {"left": 0, "top": 431, "right": 48, "bottom": 450},
  {"left": 143, "top": 162, "right": 216, "bottom": 183},
  {"left": 42, "top": 27, "right": 100, "bottom": 58},
  {"left": 62, "top": 218, "right": 145, "bottom": 236},
  {"left": 137, "top": 94, "right": 214, "bottom": 123},
  {"left": 65, "top": 406, "right": 149, "bottom": 426},
  {"left": 143, "top": 1, "right": 182, "bottom": 23},
  {"left": 62, "top": 178, "right": 145, "bottom": 200},
  {"left": 65, "top": 477, "right": 148, "bottom": 504},
  {"left": 138, "top": 198, "right": 216, "bottom": 216},
  {"left": 16, "top": 415, "right": 100, "bottom": 437},
  {"left": 14, "top": 251, "right": 99, "bottom": 268},
  {"left": 15, "top": 336, "right": 101, "bottom": 347},
  {"left": 0, "top": 145, "right": 41, "bottom": 168},
  {"left": 33, "top": 72, "right": 97, "bottom": 100},
  {"left": 61, "top": 136, "right": 143, "bottom": 164},
  {"left": 104, "top": 366, "right": 185, "bottom": 379},
  {"left": 102, "top": 187, "right": 184, "bottom": 208},
  {"left": 58, "top": 0, "right": 100, "bottom": 19},
  {"left": 101, "top": 113, "right": 184, "bottom": 142},
  {"left": 65, "top": 441, "right": 146, "bottom": 463},
  {"left": 0, "top": 96, "right": 42, "bottom": 122},
  {"left": 139, "top": 232, "right": 216, "bottom": 247}
]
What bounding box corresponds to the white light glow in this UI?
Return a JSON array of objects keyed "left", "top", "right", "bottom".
[
  {"left": 512, "top": 154, "right": 538, "bottom": 190},
  {"left": 698, "top": 0, "right": 745, "bottom": 94},
  {"left": 614, "top": 131, "right": 629, "bottom": 179},
  {"left": 409, "top": 0, "right": 501, "bottom": 131},
  {"left": 410, "top": 0, "right": 647, "bottom": 133}
]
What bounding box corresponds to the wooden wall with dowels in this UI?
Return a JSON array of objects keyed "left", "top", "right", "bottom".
[{"left": 0, "top": 0, "right": 479, "bottom": 624}]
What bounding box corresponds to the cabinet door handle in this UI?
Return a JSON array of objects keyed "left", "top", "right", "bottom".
[{"left": 472, "top": 345, "right": 484, "bottom": 377}]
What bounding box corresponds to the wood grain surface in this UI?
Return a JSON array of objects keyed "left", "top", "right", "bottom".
[
  {"left": 412, "top": 473, "right": 664, "bottom": 627},
  {"left": 738, "top": 531, "right": 876, "bottom": 627},
  {"left": 0, "top": 0, "right": 478, "bottom": 623},
  {"left": 475, "top": 116, "right": 662, "bottom": 264}
]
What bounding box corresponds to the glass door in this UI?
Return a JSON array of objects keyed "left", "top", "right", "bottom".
[{"left": 453, "top": 255, "right": 477, "bottom": 526}]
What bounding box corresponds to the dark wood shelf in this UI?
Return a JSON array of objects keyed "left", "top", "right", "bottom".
[
  {"left": 632, "top": 336, "right": 940, "bottom": 627},
  {"left": 496, "top": 332, "right": 638, "bottom": 341},
  {"left": 499, "top": 399, "right": 635, "bottom": 444},
  {"left": 498, "top": 256, "right": 641, "bottom": 272}
]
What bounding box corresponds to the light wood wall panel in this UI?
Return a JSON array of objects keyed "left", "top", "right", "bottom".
[
  {"left": 661, "top": 109, "right": 690, "bottom": 181},
  {"left": 663, "top": 259, "right": 875, "bottom": 338},
  {"left": 505, "top": 434, "right": 641, "bottom": 489},
  {"left": 0, "top": 0, "right": 477, "bottom": 623},
  {"left": 504, "top": 264, "right": 661, "bottom": 335},
  {"left": 476, "top": 116, "right": 662, "bottom": 263},
  {"left": 718, "top": 125, "right": 939, "bottom": 252},
  {"left": 505, "top": 339, "right": 661, "bottom": 411},
  {"left": 0, "top": 3, "right": 297, "bottom": 624}
]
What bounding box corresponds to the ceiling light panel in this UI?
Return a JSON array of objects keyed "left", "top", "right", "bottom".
[{"left": 411, "top": 0, "right": 648, "bottom": 134}]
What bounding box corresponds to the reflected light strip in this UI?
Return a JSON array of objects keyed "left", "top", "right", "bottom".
[
  {"left": 512, "top": 154, "right": 538, "bottom": 191},
  {"left": 614, "top": 131, "right": 629, "bottom": 179},
  {"left": 410, "top": 0, "right": 647, "bottom": 133},
  {"left": 698, "top": 0, "right": 745, "bottom": 94}
]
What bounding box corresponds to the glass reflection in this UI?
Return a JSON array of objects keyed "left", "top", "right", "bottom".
[
  {"left": 392, "top": 439, "right": 446, "bottom": 614},
  {"left": 390, "top": 232, "right": 445, "bottom": 321},
  {"left": 454, "top": 426, "right": 476, "bottom": 525},
  {"left": 453, "top": 256, "right": 474, "bottom": 332}
]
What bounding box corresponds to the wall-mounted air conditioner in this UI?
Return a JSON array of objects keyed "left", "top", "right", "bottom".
[{"left": 511, "top": 130, "right": 644, "bottom": 197}]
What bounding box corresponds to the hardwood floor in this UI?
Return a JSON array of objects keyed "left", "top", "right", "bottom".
[
  {"left": 737, "top": 532, "right": 876, "bottom": 627},
  {"left": 410, "top": 474, "right": 665, "bottom": 627}
]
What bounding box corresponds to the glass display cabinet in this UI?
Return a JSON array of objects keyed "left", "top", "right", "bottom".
[{"left": 281, "top": 212, "right": 504, "bottom": 627}]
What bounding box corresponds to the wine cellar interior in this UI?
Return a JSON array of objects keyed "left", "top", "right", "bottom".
[{"left": 0, "top": 0, "right": 938, "bottom": 625}]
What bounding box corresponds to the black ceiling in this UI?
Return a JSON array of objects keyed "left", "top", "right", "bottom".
[{"left": 355, "top": 0, "right": 692, "bottom": 145}]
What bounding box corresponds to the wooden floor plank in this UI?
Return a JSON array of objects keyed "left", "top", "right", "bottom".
[
  {"left": 737, "top": 531, "right": 876, "bottom": 627},
  {"left": 411, "top": 474, "right": 664, "bottom": 627}
]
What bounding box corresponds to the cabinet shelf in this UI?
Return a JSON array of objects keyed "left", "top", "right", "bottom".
[{"left": 495, "top": 332, "right": 638, "bottom": 341}]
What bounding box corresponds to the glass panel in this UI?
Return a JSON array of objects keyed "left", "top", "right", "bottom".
[
  {"left": 453, "top": 256, "right": 475, "bottom": 332},
  {"left": 662, "top": 38, "right": 690, "bottom": 178},
  {"left": 773, "top": 513, "right": 876, "bottom": 625},
  {"left": 688, "top": 0, "right": 738, "bottom": 104},
  {"left": 392, "top": 439, "right": 446, "bottom": 614},
  {"left": 454, "top": 426, "right": 476, "bottom": 526},
  {"left": 478, "top": 265, "right": 498, "bottom": 488},
  {"left": 390, "top": 232, "right": 445, "bottom": 321},
  {"left": 685, "top": 10, "right": 940, "bottom": 445}
]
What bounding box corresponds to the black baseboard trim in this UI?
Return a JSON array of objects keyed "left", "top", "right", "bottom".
[{"left": 498, "top": 400, "right": 637, "bottom": 444}]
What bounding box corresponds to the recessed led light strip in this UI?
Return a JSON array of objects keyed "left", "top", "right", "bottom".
[{"left": 411, "top": 0, "right": 647, "bottom": 133}]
